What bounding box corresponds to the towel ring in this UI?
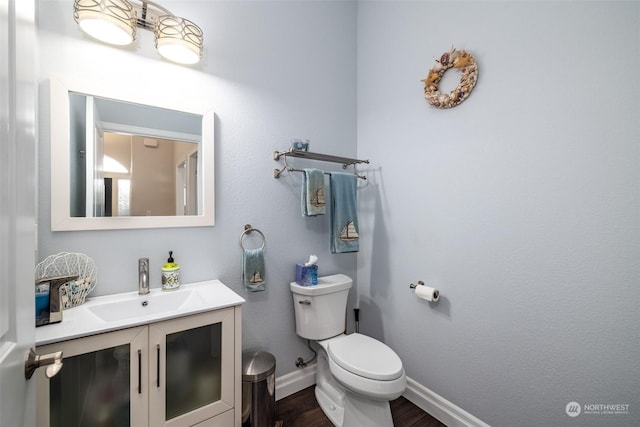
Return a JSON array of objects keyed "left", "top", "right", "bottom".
[{"left": 240, "top": 224, "right": 266, "bottom": 250}]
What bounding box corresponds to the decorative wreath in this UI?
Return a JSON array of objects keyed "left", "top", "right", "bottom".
[{"left": 421, "top": 47, "right": 478, "bottom": 109}]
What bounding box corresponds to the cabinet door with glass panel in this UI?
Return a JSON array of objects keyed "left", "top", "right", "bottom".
[
  {"left": 149, "top": 308, "right": 235, "bottom": 427},
  {"left": 36, "top": 326, "right": 149, "bottom": 427},
  {"left": 36, "top": 307, "right": 236, "bottom": 427}
]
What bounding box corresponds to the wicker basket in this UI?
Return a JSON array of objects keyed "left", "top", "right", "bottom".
[{"left": 35, "top": 252, "right": 97, "bottom": 309}]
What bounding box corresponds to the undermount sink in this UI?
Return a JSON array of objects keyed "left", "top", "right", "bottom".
[{"left": 87, "top": 288, "right": 201, "bottom": 322}]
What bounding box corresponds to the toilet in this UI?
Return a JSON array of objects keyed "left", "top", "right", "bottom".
[{"left": 290, "top": 274, "right": 406, "bottom": 427}]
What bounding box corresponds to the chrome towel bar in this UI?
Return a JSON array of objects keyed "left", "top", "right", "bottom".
[{"left": 273, "top": 148, "right": 369, "bottom": 180}]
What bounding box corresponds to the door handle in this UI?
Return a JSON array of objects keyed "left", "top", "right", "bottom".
[
  {"left": 138, "top": 349, "right": 142, "bottom": 394},
  {"left": 24, "top": 348, "right": 63, "bottom": 380},
  {"left": 156, "top": 344, "right": 160, "bottom": 388}
]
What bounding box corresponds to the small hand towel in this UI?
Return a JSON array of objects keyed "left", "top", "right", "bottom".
[
  {"left": 330, "top": 172, "right": 359, "bottom": 253},
  {"left": 243, "top": 248, "right": 266, "bottom": 292},
  {"left": 302, "top": 169, "right": 326, "bottom": 216}
]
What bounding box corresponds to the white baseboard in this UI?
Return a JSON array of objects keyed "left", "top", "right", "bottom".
[
  {"left": 275, "top": 367, "right": 489, "bottom": 427},
  {"left": 403, "top": 377, "right": 490, "bottom": 427},
  {"left": 275, "top": 363, "right": 317, "bottom": 401}
]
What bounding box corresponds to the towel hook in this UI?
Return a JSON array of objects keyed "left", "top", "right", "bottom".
[{"left": 240, "top": 224, "right": 266, "bottom": 250}]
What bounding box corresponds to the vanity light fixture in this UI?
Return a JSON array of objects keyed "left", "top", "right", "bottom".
[{"left": 73, "top": 0, "right": 203, "bottom": 65}]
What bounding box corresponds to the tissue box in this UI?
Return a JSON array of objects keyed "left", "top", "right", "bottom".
[{"left": 295, "top": 264, "right": 318, "bottom": 286}]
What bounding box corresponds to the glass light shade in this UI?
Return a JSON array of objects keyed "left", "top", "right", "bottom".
[
  {"left": 155, "top": 15, "right": 203, "bottom": 65},
  {"left": 74, "top": 0, "right": 136, "bottom": 46}
]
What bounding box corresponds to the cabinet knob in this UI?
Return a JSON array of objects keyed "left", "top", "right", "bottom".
[{"left": 24, "top": 348, "right": 63, "bottom": 380}]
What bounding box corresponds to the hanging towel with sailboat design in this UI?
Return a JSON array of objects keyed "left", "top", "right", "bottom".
[
  {"left": 302, "top": 169, "right": 326, "bottom": 216},
  {"left": 330, "top": 172, "right": 359, "bottom": 253},
  {"left": 242, "top": 248, "right": 266, "bottom": 292}
]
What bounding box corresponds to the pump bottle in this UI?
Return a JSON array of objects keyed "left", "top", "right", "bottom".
[{"left": 161, "top": 251, "right": 180, "bottom": 291}]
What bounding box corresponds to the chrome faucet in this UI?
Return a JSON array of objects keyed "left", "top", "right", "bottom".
[{"left": 138, "top": 258, "right": 149, "bottom": 295}]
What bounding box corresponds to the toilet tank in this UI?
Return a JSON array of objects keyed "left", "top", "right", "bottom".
[{"left": 290, "top": 274, "right": 352, "bottom": 340}]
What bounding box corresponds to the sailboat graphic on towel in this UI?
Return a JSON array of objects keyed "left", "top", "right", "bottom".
[
  {"left": 339, "top": 220, "right": 359, "bottom": 242},
  {"left": 249, "top": 272, "right": 263, "bottom": 284},
  {"left": 311, "top": 188, "right": 326, "bottom": 207}
]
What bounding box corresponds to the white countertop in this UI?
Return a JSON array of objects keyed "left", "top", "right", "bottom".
[{"left": 36, "top": 280, "right": 244, "bottom": 346}]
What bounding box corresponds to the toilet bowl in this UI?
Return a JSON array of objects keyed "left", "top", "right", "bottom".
[
  {"left": 290, "top": 274, "right": 406, "bottom": 427},
  {"left": 323, "top": 333, "right": 406, "bottom": 400}
]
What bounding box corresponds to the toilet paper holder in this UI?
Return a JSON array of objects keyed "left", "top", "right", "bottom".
[
  {"left": 409, "top": 281, "right": 423, "bottom": 289},
  {"left": 409, "top": 281, "right": 440, "bottom": 302}
]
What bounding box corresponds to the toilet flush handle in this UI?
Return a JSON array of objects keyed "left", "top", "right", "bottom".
[{"left": 298, "top": 299, "right": 311, "bottom": 305}]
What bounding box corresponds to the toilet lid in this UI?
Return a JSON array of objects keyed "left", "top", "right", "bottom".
[{"left": 327, "top": 334, "right": 403, "bottom": 381}]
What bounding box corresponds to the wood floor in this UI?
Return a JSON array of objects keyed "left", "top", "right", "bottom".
[{"left": 275, "top": 386, "right": 447, "bottom": 427}]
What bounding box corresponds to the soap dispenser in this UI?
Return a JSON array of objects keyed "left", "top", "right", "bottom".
[{"left": 161, "top": 251, "right": 180, "bottom": 291}]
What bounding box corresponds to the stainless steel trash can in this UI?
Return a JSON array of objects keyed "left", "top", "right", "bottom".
[{"left": 242, "top": 351, "right": 276, "bottom": 427}]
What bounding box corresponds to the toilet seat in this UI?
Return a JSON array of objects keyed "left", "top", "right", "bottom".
[
  {"left": 325, "top": 349, "right": 406, "bottom": 401},
  {"left": 327, "top": 333, "right": 403, "bottom": 381}
]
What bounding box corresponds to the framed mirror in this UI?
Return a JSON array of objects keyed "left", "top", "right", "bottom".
[{"left": 49, "top": 78, "right": 214, "bottom": 231}]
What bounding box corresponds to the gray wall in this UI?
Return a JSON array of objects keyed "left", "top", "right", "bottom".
[
  {"left": 37, "top": 0, "right": 358, "bottom": 377},
  {"left": 356, "top": 2, "right": 640, "bottom": 427}
]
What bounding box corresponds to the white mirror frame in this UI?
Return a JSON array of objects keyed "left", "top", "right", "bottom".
[{"left": 49, "top": 78, "right": 215, "bottom": 231}]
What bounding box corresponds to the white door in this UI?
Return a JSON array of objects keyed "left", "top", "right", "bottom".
[
  {"left": 176, "top": 160, "right": 187, "bottom": 215},
  {"left": 85, "top": 96, "right": 106, "bottom": 217},
  {"left": 0, "top": 1, "right": 37, "bottom": 426},
  {"left": 187, "top": 151, "right": 198, "bottom": 215}
]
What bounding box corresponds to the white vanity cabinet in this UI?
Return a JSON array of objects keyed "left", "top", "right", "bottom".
[
  {"left": 36, "top": 326, "right": 150, "bottom": 427},
  {"left": 149, "top": 308, "right": 236, "bottom": 427},
  {"left": 36, "top": 286, "right": 243, "bottom": 427}
]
